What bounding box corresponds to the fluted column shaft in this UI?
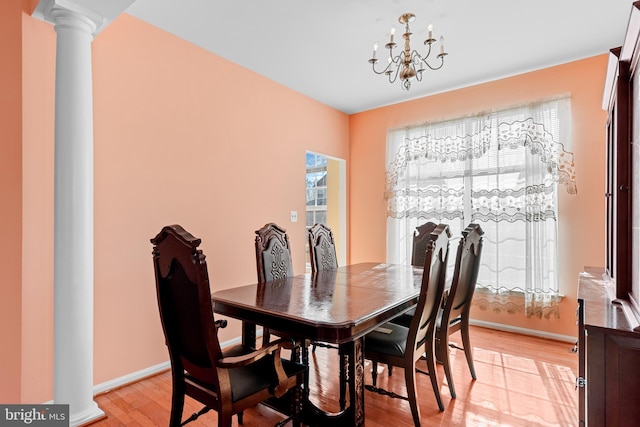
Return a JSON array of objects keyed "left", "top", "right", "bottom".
[
  {"left": 49, "top": 6, "right": 102, "bottom": 426},
  {"left": 33, "top": 0, "right": 133, "bottom": 424}
]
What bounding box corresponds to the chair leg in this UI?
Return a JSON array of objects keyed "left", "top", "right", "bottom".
[
  {"left": 387, "top": 365, "right": 393, "bottom": 376},
  {"left": 425, "top": 351, "right": 445, "bottom": 411},
  {"left": 169, "top": 375, "right": 185, "bottom": 427},
  {"left": 218, "top": 412, "right": 233, "bottom": 427},
  {"left": 262, "top": 328, "right": 271, "bottom": 347},
  {"left": 460, "top": 320, "right": 476, "bottom": 380},
  {"left": 405, "top": 362, "right": 421, "bottom": 427},
  {"left": 371, "top": 361, "right": 379, "bottom": 386},
  {"left": 441, "top": 334, "right": 456, "bottom": 399}
]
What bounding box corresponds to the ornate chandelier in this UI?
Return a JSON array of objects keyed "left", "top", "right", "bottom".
[{"left": 369, "top": 13, "right": 447, "bottom": 90}]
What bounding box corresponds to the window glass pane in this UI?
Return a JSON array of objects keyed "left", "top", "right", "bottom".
[
  {"left": 306, "top": 153, "right": 328, "bottom": 227},
  {"left": 317, "top": 188, "right": 327, "bottom": 206},
  {"left": 306, "top": 211, "right": 315, "bottom": 227},
  {"left": 306, "top": 188, "right": 316, "bottom": 206}
]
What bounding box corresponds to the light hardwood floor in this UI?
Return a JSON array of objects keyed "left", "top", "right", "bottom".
[{"left": 90, "top": 326, "right": 578, "bottom": 426}]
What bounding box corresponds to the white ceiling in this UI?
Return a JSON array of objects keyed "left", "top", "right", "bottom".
[{"left": 124, "top": 0, "right": 633, "bottom": 114}]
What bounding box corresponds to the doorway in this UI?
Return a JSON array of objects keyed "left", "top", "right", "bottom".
[{"left": 305, "top": 152, "right": 347, "bottom": 270}]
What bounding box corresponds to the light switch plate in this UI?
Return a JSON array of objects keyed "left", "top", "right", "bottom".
[{"left": 290, "top": 211, "right": 298, "bottom": 222}]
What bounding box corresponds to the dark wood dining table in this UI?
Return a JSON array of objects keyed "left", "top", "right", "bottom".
[{"left": 211, "top": 262, "right": 424, "bottom": 427}]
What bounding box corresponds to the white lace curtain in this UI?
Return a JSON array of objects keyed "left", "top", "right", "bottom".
[{"left": 385, "top": 98, "right": 575, "bottom": 318}]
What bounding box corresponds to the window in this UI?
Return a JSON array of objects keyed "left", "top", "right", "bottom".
[
  {"left": 385, "top": 98, "right": 576, "bottom": 318},
  {"left": 306, "top": 153, "right": 328, "bottom": 227}
]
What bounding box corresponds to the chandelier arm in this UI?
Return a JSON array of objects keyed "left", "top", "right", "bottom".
[
  {"left": 370, "top": 54, "right": 401, "bottom": 76},
  {"left": 409, "top": 51, "right": 424, "bottom": 82},
  {"left": 421, "top": 56, "right": 446, "bottom": 71},
  {"left": 411, "top": 50, "right": 424, "bottom": 63},
  {"left": 370, "top": 61, "right": 393, "bottom": 76},
  {"left": 423, "top": 41, "right": 434, "bottom": 57},
  {"left": 387, "top": 60, "right": 401, "bottom": 84}
]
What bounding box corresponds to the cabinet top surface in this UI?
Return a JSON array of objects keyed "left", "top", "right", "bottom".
[{"left": 578, "top": 267, "right": 640, "bottom": 334}]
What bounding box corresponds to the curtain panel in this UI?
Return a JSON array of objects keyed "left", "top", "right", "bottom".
[{"left": 385, "top": 98, "right": 575, "bottom": 318}]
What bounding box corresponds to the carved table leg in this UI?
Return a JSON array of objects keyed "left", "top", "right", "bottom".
[
  {"left": 300, "top": 339, "right": 366, "bottom": 427},
  {"left": 242, "top": 321, "right": 256, "bottom": 348},
  {"left": 341, "top": 338, "right": 365, "bottom": 427}
]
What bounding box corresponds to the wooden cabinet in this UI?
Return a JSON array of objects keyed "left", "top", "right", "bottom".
[
  {"left": 577, "top": 268, "right": 640, "bottom": 426},
  {"left": 578, "top": 2, "right": 640, "bottom": 425}
]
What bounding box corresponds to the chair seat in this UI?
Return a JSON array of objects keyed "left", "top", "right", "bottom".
[
  {"left": 364, "top": 323, "right": 409, "bottom": 358},
  {"left": 199, "top": 345, "right": 305, "bottom": 402},
  {"left": 390, "top": 307, "right": 415, "bottom": 328}
]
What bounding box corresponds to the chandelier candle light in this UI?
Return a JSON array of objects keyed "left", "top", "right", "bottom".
[{"left": 369, "top": 12, "right": 447, "bottom": 90}]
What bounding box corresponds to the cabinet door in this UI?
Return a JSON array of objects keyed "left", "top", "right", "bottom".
[
  {"left": 612, "top": 61, "right": 631, "bottom": 299},
  {"left": 586, "top": 329, "right": 606, "bottom": 427},
  {"left": 604, "top": 333, "right": 640, "bottom": 426}
]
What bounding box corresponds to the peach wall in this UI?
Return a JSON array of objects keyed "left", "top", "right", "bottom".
[
  {"left": 21, "top": 12, "right": 55, "bottom": 403},
  {"left": 349, "top": 55, "right": 609, "bottom": 338},
  {"left": 90, "top": 15, "right": 350, "bottom": 385},
  {"left": 0, "top": 0, "right": 23, "bottom": 404},
  {"left": 14, "top": 11, "right": 349, "bottom": 402}
]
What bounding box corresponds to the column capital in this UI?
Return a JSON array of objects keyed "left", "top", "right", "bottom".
[{"left": 33, "top": 0, "right": 135, "bottom": 36}]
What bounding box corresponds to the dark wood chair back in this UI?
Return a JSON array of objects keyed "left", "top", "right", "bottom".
[
  {"left": 255, "top": 223, "right": 294, "bottom": 282},
  {"left": 411, "top": 221, "right": 438, "bottom": 267},
  {"left": 409, "top": 223, "right": 450, "bottom": 356},
  {"left": 308, "top": 223, "right": 338, "bottom": 272},
  {"left": 364, "top": 223, "right": 451, "bottom": 421},
  {"left": 443, "top": 223, "right": 483, "bottom": 330},
  {"left": 151, "top": 225, "right": 222, "bottom": 384},
  {"left": 436, "top": 223, "right": 484, "bottom": 399},
  {"left": 392, "top": 221, "right": 441, "bottom": 328}
]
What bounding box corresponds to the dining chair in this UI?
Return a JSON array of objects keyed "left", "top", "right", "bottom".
[
  {"left": 391, "top": 221, "right": 439, "bottom": 328},
  {"left": 255, "top": 222, "right": 294, "bottom": 283},
  {"left": 255, "top": 222, "right": 296, "bottom": 348},
  {"left": 308, "top": 223, "right": 339, "bottom": 273},
  {"left": 436, "top": 223, "right": 484, "bottom": 399},
  {"left": 307, "top": 223, "right": 347, "bottom": 409},
  {"left": 255, "top": 222, "right": 315, "bottom": 408},
  {"left": 151, "top": 224, "right": 306, "bottom": 427},
  {"left": 364, "top": 223, "right": 450, "bottom": 423}
]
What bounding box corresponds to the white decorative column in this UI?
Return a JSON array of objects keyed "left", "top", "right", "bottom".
[{"left": 33, "top": 1, "right": 134, "bottom": 425}]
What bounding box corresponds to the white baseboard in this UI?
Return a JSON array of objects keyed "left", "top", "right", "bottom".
[
  {"left": 92, "top": 334, "right": 247, "bottom": 396},
  {"left": 470, "top": 319, "right": 577, "bottom": 343},
  {"left": 93, "top": 361, "right": 171, "bottom": 395}
]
